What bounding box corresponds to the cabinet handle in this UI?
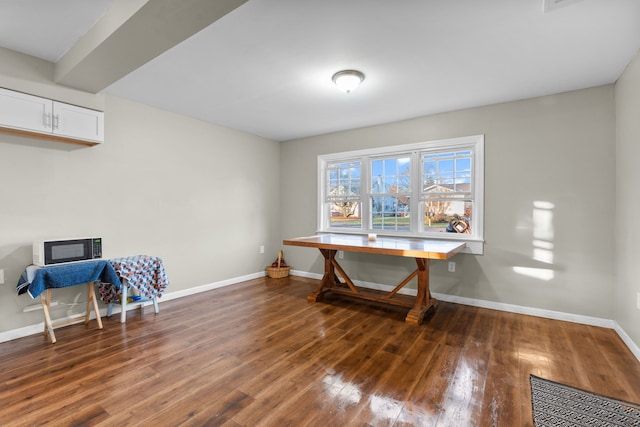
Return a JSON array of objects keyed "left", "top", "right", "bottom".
[
  {"left": 44, "top": 112, "right": 51, "bottom": 128},
  {"left": 53, "top": 114, "right": 59, "bottom": 130}
]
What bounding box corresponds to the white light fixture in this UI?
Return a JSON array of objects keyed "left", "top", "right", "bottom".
[{"left": 332, "top": 70, "right": 365, "bottom": 93}]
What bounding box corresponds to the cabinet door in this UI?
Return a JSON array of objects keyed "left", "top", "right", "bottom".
[
  {"left": 0, "top": 88, "right": 52, "bottom": 134},
  {"left": 53, "top": 102, "right": 104, "bottom": 143}
]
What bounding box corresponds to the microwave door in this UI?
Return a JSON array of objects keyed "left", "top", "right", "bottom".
[{"left": 45, "top": 239, "right": 90, "bottom": 265}]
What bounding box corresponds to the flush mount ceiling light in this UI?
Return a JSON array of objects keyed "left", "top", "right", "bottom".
[{"left": 332, "top": 70, "right": 365, "bottom": 93}]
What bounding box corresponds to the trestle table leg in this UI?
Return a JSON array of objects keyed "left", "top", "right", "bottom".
[{"left": 405, "top": 258, "right": 437, "bottom": 325}]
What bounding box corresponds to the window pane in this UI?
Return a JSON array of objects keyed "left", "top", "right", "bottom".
[
  {"left": 456, "top": 157, "right": 471, "bottom": 173},
  {"left": 328, "top": 178, "right": 338, "bottom": 194},
  {"left": 384, "top": 158, "right": 396, "bottom": 172},
  {"left": 424, "top": 201, "right": 473, "bottom": 234},
  {"left": 330, "top": 201, "right": 362, "bottom": 229},
  {"left": 327, "top": 161, "right": 361, "bottom": 201},
  {"left": 371, "top": 196, "right": 410, "bottom": 231},
  {"left": 439, "top": 159, "right": 454, "bottom": 175},
  {"left": 422, "top": 150, "right": 472, "bottom": 192},
  {"left": 371, "top": 160, "right": 383, "bottom": 176},
  {"left": 371, "top": 157, "right": 410, "bottom": 194}
]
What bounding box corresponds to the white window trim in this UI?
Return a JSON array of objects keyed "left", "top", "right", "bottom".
[{"left": 317, "top": 135, "right": 484, "bottom": 254}]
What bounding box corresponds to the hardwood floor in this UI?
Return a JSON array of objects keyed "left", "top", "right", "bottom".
[{"left": 1, "top": 275, "right": 639, "bottom": 426}]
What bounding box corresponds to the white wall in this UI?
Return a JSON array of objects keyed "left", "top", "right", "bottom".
[
  {"left": 0, "top": 48, "right": 281, "bottom": 333},
  {"left": 280, "top": 85, "right": 616, "bottom": 319},
  {"left": 615, "top": 50, "right": 640, "bottom": 347}
]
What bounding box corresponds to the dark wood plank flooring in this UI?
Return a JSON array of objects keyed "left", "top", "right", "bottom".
[{"left": 0, "top": 276, "right": 639, "bottom": 426}]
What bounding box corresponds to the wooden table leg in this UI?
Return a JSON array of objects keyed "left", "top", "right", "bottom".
[
  {"left": 41, "top": 290, "right": 56, "bottom": 344},
  {"left": 308, "top": 249, "right": 337, "bottom": 302},
  {"left": 85, "top": 282, "right": 103, "bottom": 330},
  {"left": 405, "top": 258, "right": 438, "bottom": 325}
]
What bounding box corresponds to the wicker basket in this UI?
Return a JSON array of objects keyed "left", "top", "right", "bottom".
[{"left": 266, "top": 250, "right": 290, "bottom": 278}]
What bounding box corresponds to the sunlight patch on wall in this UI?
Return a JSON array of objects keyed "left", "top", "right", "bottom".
[
  {"left": 513, "top": 201, "right": 556, "bottom": 281},
  {"left": 532, "top": 200, "right": 555, "bottom": 264},
  {"left": 513, "top": 266, "right": 555, "bottom": 281}
]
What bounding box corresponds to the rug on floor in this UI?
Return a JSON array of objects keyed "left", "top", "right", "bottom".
[{"left": 530, "top": 374, "right": 640, "bottom": 426}]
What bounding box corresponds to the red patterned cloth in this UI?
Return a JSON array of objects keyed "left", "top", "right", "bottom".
[{"left": 98, "top": 255, "right": 169, "bottom": 303}]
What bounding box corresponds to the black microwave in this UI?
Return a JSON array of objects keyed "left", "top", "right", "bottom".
[{"left": 33, "top": 237, "right": 102, "bottom": 266}]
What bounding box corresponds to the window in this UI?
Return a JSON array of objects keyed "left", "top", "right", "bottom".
[
  {"left": 327, "top": 161, "right": 361, "bottom": 229},
  {"left": 318, "top": 135, "right": 484, "bottom": 254},
  {"left": 371, "top": 156, "right": 411, "bottom": 232}
]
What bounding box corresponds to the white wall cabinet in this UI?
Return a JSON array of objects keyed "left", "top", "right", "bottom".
[{"left": 0, "top": 88, "right": 104, "bottom": 145}]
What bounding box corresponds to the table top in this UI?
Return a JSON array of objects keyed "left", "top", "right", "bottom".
[
  {"left": 16, "top": 260, "right": 121, "bottom": 299},
  {"left": 283, "top": 234, "right": 466, "bottom": 260}
]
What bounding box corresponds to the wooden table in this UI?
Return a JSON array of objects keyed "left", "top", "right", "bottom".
[{"left": 283, "top": 234, "right": 466, "bottom": 325}]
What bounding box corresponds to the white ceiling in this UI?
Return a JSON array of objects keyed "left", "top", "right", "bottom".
[{"left": 1, "top": 0, "right": 639, "bottom": 142}]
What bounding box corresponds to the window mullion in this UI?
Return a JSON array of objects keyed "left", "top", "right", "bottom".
[
  {"left": 362, "top": 158, "right": 371, "bottom": 232},
  {"left": 411, "top": 151, "right": 421, "bottom": 233}
]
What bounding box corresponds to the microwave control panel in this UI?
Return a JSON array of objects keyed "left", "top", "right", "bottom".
[{"left": 92, "top": 238, "right": 102, "bottom": 258}]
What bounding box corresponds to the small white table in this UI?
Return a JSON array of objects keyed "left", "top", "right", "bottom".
[{"left": 100, "top": 255, "right": 169, "bottom": 323}]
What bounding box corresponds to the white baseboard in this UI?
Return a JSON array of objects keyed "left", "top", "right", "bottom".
[
  {"left": 2, "top": 269, "right": 639, "bottom": 363},
  {"left": 613, "top": 322, "right": 640, "bottom": 362},
  {"left": 1, "top": 323, "right": 47, "bottom": 343},
  {"left": 157, "top": 271, "right": 266, "bottom": 303},
  {"left": 432, "top": 293, "right": 616, "bottom": 328},
  {"left": 0, "top": 308, "right": 119, "bottom": 343},
  {"left": 0, "top": 271, "right": 266, "bottom": 344}
]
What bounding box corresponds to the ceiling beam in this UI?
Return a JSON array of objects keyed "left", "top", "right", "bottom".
[{"left": 54, "top": 0, "right": 248, "bottom": 93}]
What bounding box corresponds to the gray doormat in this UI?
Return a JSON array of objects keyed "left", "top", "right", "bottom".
[{"left": 530, "top": 374, "right": 640, "bottom": 426}]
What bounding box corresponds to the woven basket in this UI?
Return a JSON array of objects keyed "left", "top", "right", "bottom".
[{"left": 266, "top": 250, "right": 290, "bottom": 278}]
